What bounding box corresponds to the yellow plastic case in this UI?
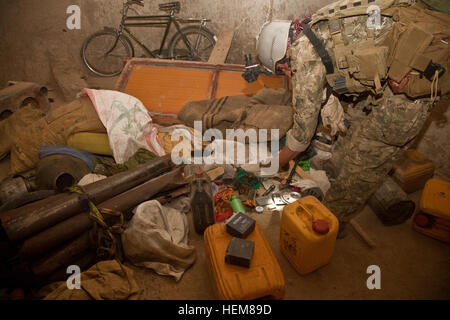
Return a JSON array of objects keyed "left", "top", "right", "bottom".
[
  {"left": 280, "top": 196, "right": 339, "bottom": 275},
  {"left": 413, "top": 178, "right": 450, "bottom": 243},
  {"left": 392, "top": 149, "right": 435, "bottom": 194},
  {"left": 67, "top": 132, "right": 113, "bottom": 156},
  {"left": 204, "top": 222, "right": 285, "bottom": 300}
]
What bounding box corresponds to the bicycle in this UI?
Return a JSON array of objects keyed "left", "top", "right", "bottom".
[{"left": 81, "top": 0, "right": 217, "bottom": 77}]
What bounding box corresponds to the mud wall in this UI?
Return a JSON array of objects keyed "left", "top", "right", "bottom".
[
  {"left": 0, "top": 0, "right": 332, "bottom": 87},
  {"left": 413, "top": 98, "right": 450, "bottom": 181}
]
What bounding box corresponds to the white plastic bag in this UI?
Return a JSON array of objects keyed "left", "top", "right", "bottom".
[{"left": 122, "top": 200, "right": 196, "bottom": 281}]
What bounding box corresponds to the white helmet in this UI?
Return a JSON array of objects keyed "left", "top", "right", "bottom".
[{"left": 256, "top": 20, "right": 291, "bottom": 73}]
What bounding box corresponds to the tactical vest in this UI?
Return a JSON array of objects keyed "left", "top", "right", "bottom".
[{"left": 307, "top": 0, "right": 450, "bottom": 98}]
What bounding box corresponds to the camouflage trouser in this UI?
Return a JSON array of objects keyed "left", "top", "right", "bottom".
[{"left": 323, "top": 90, "right": 432, "bottom": 223}]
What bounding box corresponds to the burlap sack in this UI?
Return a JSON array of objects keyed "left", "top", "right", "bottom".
[
  {"left": 178, "top": 87, "right": 293, "bottom": 140},
  {"left": 43, "top": 260, "right": 140, "bottom": 300},
  {"left": 0, "top": 105, "right": 46, "bottom": 161},
  {"left": 9, "top": 97, "right": 106, "bottom": 175}
]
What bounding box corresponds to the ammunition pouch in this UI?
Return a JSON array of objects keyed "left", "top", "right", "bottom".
[
  {"left": 308, "top": 2, "right": 450, "bottom": 98},
  {"left": 382, "top": 6, "right": 450, "bottom": 98},
  {"left": 326, "top": 42, "right": 389, "bottom": 95},
  {"left": 385, "top": 25, "right": 449, "bottom": 98},
  {"left": 388, "top": 25, "right": 434, "bottom": 83}
]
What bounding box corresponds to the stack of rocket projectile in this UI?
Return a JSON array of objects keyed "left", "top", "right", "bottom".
[{"left": 0, "top": 155, "right": 187, "bottom": 287}]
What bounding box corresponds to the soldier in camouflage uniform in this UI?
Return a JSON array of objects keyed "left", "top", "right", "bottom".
[{"left": 256, "top": 0, "right": 449, "bottom": 236}]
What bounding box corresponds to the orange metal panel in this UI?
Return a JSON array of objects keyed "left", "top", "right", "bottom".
[
  {"left": 124, "top": 65, "right": 214, "bottom": 114},
  {"left": 117, "top": 58, "right": 285, "bottom": 115},
  {"left": 215, "top": 72, "right": 284, "bottom": 98}
]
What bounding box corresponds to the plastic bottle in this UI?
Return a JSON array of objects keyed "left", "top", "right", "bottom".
[
  {"left": 190, "top": 169, "right": 215, "bottom": 234},
  {"left": 230, "top": 195, "right": 246, "bottom": 214}
]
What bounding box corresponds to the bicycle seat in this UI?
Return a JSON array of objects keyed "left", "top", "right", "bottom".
[{"left": 159, "top": 2, "right": 180, "bottom": 13}]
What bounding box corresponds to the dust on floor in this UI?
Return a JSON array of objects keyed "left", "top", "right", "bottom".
[
  {"left": 129, "top": 189, "right": 450, "bottom": 300},
  {"left": 0, "top": 156, "right": 448, "bottom": 300}
]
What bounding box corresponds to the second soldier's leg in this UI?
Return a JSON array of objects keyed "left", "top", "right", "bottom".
[{"left": 323, "top": 89, "right": 433, "bottom": 228}]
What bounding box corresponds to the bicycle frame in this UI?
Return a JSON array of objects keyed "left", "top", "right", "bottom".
[{"left": 112, "top": 2, "right": 210, "bottom": 58}]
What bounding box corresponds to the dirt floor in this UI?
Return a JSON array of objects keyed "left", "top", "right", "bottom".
[
  {"left": 128, "top": 188, "right": 450, "bottom": 300},
  {"left": 1, "top": 154, "right": 447, "bottom": 300}
]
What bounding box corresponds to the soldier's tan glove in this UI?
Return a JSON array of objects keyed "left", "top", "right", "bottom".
[{"left": 320, "top": 90, "right": 347, "bottom": 136}]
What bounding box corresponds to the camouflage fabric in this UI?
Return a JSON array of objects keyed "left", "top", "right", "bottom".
[
  {"left": 286, "top": 22, "right": 330, "bottom": 153},
  {"left": 93, "top": 148, "right": 157, "bottom": 176},
  {"left": 323, "top": 89, "right": 432, "bottom": 222},
  {"left": 420, "top": 0, "right": 450, "bottom": 14},
  {"left": 287, "top": 15, "right": 393, "bottom": 152},
  {"left": 309, "top": 0, "right": 414, "bottom": 25},
  {"left": 338, "top": 16, "right": 394, "bottom": 46},
  {"left": 288, "top": 12, "right": 434, "bottom": 222}
]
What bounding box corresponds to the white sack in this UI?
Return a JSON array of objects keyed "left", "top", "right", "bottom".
[
  {"left": 122, "top": 200, "right": 196, "bottom": 281},
  {"left": 83, "top": 89, "right": 165, "bottom": 164}
]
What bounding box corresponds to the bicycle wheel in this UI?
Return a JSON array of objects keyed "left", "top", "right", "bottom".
[
  {"left": 81, "top": 30, "right": 134, "bottom": 77},
  {"left": 168, "top": 26, "right": 216, "bottom": 62}
]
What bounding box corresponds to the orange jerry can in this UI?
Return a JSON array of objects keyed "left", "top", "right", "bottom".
[
  {"left": 281, "top": 196, "right": 339, "bottom": 275},
  {"left": 392, "top": 149, "right": 435, "bottom": 193},
  {"left": 413, "top": 178, "right": 450, "bottom": 243},
  {"left": 204, "top": 222, "right": 285, "bottom": 300}
]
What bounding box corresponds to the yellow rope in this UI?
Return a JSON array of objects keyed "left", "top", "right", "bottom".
[
  {"left": 67, "top": 186, "right": 104, "bottom": 221},
  {"left": 430, "top": 70, "right": 439, "bottom": 104}
]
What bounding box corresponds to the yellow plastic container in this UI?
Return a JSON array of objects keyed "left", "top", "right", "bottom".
[
  {"left": 392, "top": 149, "right": 435, "bottom": 194},
  {"left": 67, "top": 132, "right": 113, "bottom": 156},
  {"left": 280, "top": 196, "right": 339, "bottom": 275},
  {"left": 413, "top": 178, "right": 450, "bottom": 243},
  {"left": 204, "top": 222, "right": 285, "bottom": 300}
]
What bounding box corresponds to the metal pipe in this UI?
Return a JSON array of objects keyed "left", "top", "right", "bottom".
[
  {"left": 18, "top": 167, "right": 185, "bottom": 259},
  {"left": 28, "top": 167, "right": 185, "bottom": 278},
  {"left": 35, "top": 154, "right": 91, "bottom": 192},
  {"left": 0, "top": 155, "right": 173, "bottom": 242},
  {"left": 30, "top": 232, "right": 92, "bottom": 278},
  {"left": 18, "top": 213, "right": 92, "bottom": 260},
  {"left": 99, "top": 166, "right": 185, "bottom": 212},
  {"left": 154, "top": 185, "right": 190, "bottom": 205},
  {"left": 45, "top": 250, "right": 97, "bottom": 284}
]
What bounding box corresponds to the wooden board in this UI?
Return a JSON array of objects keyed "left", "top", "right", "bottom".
[
  {"left": 208, "top": 28, "right": 235, "bottom": 65},
  {"left": 116, "top": 58, "right": 285, "bottom": 115}
]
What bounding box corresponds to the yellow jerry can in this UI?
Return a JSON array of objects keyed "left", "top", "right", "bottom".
[
  {"left": 204, "top": 222, "right": 285, "bottom": 300},
  {"left": 392, "top": 149, "right": 435, "bottom": 194},
  {"left": 413, "top": 178, "right": 450, "bottom": 243},
  {"left": 280, "top": 196, "right": 339, "bottom": 275}
]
